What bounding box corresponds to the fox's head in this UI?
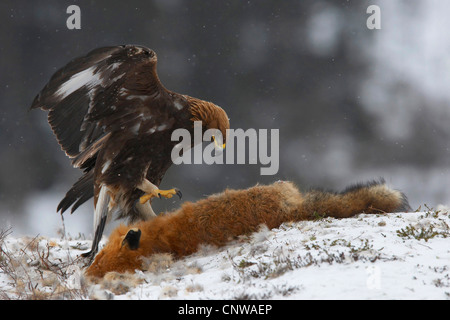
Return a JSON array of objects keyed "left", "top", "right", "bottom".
[{"left": 86, "top": 225, "right": 145, "bottom": 278}]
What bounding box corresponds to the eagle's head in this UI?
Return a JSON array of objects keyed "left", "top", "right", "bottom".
[
  {"left": 125, "top": 45, "right": 157, "bottom": 63},
  {"left": 206, "top": 104, "right": 229, "bottom": 148},
  {"left": 187, "top": 96, "right": 230, "bottom": 148}
]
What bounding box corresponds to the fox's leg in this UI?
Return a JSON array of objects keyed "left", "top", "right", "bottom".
[{"left": 138, "top": 178, "right": 182, "bottom": 204}]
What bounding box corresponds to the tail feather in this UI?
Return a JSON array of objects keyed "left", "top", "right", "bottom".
[{"left": 57, "top": 170, "right": 94, "bottom": 214}]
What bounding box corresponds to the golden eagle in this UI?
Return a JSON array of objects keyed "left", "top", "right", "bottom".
[{"left": 31, "top": 45, "right": 229, "bottom": 258}]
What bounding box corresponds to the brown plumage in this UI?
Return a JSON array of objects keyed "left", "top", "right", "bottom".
[
  {"left": 30, "top": 45, "right": 230, "bottom": 258},
  {"left": 85, "top": 179, "right": 410, "bottom": 278}
]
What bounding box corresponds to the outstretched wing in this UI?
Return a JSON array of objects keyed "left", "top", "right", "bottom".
[{"left": 30, "top": 45, "right": 184, "bottom": 170}]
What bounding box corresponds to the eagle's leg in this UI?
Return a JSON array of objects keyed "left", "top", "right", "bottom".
[
  {"left": 138, "top": 179, "right": 182, "bottom": 204},
  {"left": 81, "top": 214, "right": 107, "bottom": 261},
  {"left": 134, "top": 200, "right": 157, "bottom": 219},
  {"left": 82, "top": 185, "right": 111, "bottom": 262}
]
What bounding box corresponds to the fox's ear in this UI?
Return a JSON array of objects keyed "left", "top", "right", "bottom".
[{"left": 121, "top": 228, "right": 141, "bottom": 250}]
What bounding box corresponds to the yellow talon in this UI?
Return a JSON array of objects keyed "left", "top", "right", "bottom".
[
  {"left": 139, "top": 188, "right": 182, "bottom": 204},
  {"left": 139, "top": 194, "right": 153, "bottom": 204}
]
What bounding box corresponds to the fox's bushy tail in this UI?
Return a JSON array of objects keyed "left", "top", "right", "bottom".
[{"left": 299, "top": 179, "right": 410, "bottom": 219}]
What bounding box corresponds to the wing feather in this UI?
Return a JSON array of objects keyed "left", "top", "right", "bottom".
[
  {"left": 32, "top": 45, "right": 190, "bottom": 215},
  {"left": 31, "top": 45, "right": 182, "bottom": 169}
]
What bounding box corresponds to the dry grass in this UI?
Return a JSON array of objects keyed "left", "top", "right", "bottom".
[{"left": 0, "top": 229, "right": 89, "bottom": 300}]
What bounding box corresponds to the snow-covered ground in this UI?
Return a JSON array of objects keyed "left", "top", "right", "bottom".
[{"left": 1, "top": 206, "right": 449, "bottom": 300}]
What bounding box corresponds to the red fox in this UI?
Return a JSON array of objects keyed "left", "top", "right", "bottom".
[{"left": 86, "top": 180, "right": 410, "bottom": 278}]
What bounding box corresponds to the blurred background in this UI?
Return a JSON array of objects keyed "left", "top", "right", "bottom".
[{"left": 1, "top": 0, "right": 450, "bottom": 237}]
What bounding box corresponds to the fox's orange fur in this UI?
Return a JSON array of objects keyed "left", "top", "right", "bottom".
[{"left": 86, "top": 180, "right": 409, "bottom": 278}]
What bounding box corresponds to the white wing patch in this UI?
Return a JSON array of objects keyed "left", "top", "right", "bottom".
[
  {"left": 156, "top": 123, "right": 168, "bottom": 131},
  {"left": 107, "top": 62, "right": 122, "bottom": 71},
  {"left": 174, "top": 100, "right": 184, "bottom": 110},
  {"left": 131, "top": 122, "right": 141, "bottom": 135},
  {"left": 126, "top": 95, "right": 148, "bottom": 101},
  {"left": 101, "top": 159, "right": 112, "bottom": 174},
  {"left": 139, "top": 112, "right": 152, "bottom": 121},
  {"left": 55, "top": 66, "right": 102, "bottom": 99}
]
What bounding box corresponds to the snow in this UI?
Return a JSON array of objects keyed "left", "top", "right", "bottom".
[{"left": 1, "top": 207, "right": 449, "bottom": 300}]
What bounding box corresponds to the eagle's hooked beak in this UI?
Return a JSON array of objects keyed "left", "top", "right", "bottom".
[{"left": 212, "top": 135, "right": 226, "bottom": 150}]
